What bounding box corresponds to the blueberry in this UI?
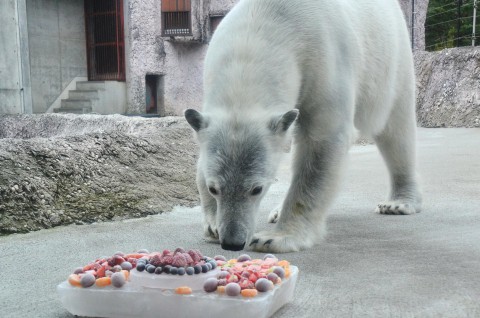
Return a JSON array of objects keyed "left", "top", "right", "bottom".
[
  {"left": 205, "top": 263, "right": 212, "bottom": 271},
  {"left": 154, "top": 267, "right": 163, "bottom": 274},
  {"left": 193, "top": 265, "right": 202, "bottom": 274},
  {"left": 146, "top": 265, "right": 156, "bottom": 274},
  {"left": 177, "top": 267, "right": 186, "bottom": 276},
  {"left": 163, "top": 265, "right": 171, "bottom": 274},
  {"left": 136, "top": 263, "right": 145, "bottom": 272},
  {"left": 169, "top": 267, "right": 178, "bottom": 275},
  {"left": 201, "top": 264, "right": 208, "bottom": 273},
  {"left": 186, "top": 267, "right": 194, "bottom": 275},
  {"left": 209, "top": 260, "right": 217, "bottom": 269}
]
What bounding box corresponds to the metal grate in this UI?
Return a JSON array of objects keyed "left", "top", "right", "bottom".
[
  {"left": 84, "top": 0, "right": 125, "bottom": 81},
  {"left": 161, "top": 0, "right": 192, "bottom": 36}
]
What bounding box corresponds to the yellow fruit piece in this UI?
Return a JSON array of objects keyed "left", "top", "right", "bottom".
[
  {"left": 217, "top": 286, "right": 226, "bottom": 294},
  {"left": 68, "top": 274, "right": 82, "bottom": 287},
  {"left": 95, "top": 277, "right": 111, "bottom": 287},
  {"left": 175, "top": 286, "right": 192, "bottom": 295},
  {"left": 241, "top": 289, "right": 258, "bottom": 297}
]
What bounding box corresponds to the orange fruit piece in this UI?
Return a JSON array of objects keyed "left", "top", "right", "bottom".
[
  {"left": 175, "top": 286, "right": 192, "bottom": 295},
  {"left": 95, "top": 277, "right": 111, "bottom": 287},
  {"left": 217, "top": 286, "right": 226, "bottom": 294},
  {"left": 121, "top": 270, "right": 130, "bottom": 281},
  {"left": 68, "top": 274, "right": 82, "bottom": 287},
  {"left": 278, "top": 260, "right": 290, "bottom": 267},
  {"left": 241, "top": 289, "right": 258, "bottom": 297}
]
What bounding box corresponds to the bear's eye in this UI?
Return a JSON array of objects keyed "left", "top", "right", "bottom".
[
  {"left": 208, "top": 187, "right": 218, "bottom": 195},
  {"left": 251, "top": 186, "right": 263, "bottom": 196}
]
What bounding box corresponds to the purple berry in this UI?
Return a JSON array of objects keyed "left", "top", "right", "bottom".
[
  {"left": 112, "top": 265, "right": 122, "bottom": 272},
  {"left": 263, "top": 254, "right": 276, "bottom": 260},
  {"left": 217, "top": 271, "right": 228, "bottom": 279},
  {"left": 73, "top": 267, "right": 84, "bottom": 275},
  {"left": 225, "top": 283, "right": 241, "bottom": 296},
  {"left": 237, "top": 254, "right": 251, "bottom": 262},
  {"left": 255, "top": 278, "right": 274, "bottom": 292},
  {"left": 203, "top": 278, "right": 218, "bottom": 292},
  {"left": 267, "top": 273, "right": 279, "bottom": 284},
  {"left": 273, "top": 266, "right": 285, "bottom": 279},
  {"left": 120, "top": 261, "right": 132, "bottom": 271},
  {"left": 218, "top": 278, "right": 227, "bottom": 286},
  {"left": 214, "top": 255, "right": 227, "bottom": 261},
  {"left": 137, "top": 249, "right": 149, "bottom": 254},
  {"left": 80, "top": 273, "right": 95, "bottom": 288},
  {"left": 111, "top": 272, "right": 126, "bottom": 288}
]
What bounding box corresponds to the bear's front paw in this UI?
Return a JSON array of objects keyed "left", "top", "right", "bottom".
[
  {"left": 375, "top": 200, "right": 418, "bottom": 215},
  {"left": 248, "top": 229, "right": 315, "bottom": 253},
  {"left": 203, "top": 219, "right": 219, "bottom": 242}
]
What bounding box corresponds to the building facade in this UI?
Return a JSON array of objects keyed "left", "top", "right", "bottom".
[{"left": 0, "top": 0, "right": 427, "bottom": 116}]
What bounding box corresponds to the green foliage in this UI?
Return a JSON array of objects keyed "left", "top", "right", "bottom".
[{"left": 425, "top": 0, "right": 479, "bottom": 51}]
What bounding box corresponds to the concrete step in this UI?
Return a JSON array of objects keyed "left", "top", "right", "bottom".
[
  {"left": 53, "top": 107, "right": 92, "bottom": 114},
  {"left": 61, "top": 99, "right": 92, "bottom": 109},
  {"left": 76, "top": 81, "right": 105, "bottom": 91},
  {"left": 68, "top": 90, "right": 99, "bottom": 100}
]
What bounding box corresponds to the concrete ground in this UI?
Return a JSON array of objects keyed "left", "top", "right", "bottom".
[{"left": 1, "top": 128, "right": 479, "bottom": 318}]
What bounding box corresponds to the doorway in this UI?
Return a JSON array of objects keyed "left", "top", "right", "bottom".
[{"left": 84, "top": 0, "right": 125, "bottom": 81}]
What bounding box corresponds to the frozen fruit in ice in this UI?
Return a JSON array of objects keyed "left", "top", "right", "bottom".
[
  {"left": 146, "top": 265, "right": 156, "bottom": 274},
  {"left": 214, "top": 255, "right": 227, "bottom": 261},
  {"left": 255, "top": 278, "right": 274, "bottom": 292},
  {"left": 155, "top": 267, "right": 163, "bottom": 275},
  {"left": 272, "top": 266, "right": 285, "bottom": 279},
  {"left": 136, "top": 263, "right": 145, "bottom": 272},
  {"left": 186, "top": 267, "right": 194, "bottom": 275},
  {"left": 172, "top": 254, "right": 188, "bottom": 267},
  {"left": 177, "top": 267, "right": 186, "bottom": 276},
  {"left": 80, "top": 273, "right": 96, "bottom": 288},
  {"left": 111, "top": 272, "right": 126, "bottom": 288},
  {"left": 237, "top": 254, "right": 251, "bottom": 262},
  {"left": 120, "top": 261, "right": 132, "bottom": 271},
  {"left": 203, "top": 278, "right": 218, "bottom": 293},
  {"left": 149, "top": 255, "right": 163, "bottom": 267},
  {"left": 267, "top": 273, "right": 279, "bottom": 284},
  {"left": 225, "top": 283, "right": 241, "bottom": 296},
  {"left": 193, "top": 265, "right": 202, "bottom": 274}
]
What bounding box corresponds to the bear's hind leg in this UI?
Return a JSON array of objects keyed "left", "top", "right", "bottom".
[{"left": 374, "top": 99, "right": 422, "bottom": 215}]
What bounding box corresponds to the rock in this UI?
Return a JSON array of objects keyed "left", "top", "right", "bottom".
[
  {"left": 0, "top": 114, "right": 199, "bottom": 235},
  {"left": 414, "top": 47, "right": 480, "bottom": 128}
]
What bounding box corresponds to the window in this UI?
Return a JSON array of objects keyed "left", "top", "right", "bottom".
[{"left": 162, "top": 0, "right": 192, "bottom": 36}]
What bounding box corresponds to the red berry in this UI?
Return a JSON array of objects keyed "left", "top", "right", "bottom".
[
  {"left": 182, "top": 253, "right": 194, "bottom": 265},
  {"left": 172, "top": 254, "right": 188, "bottom": 267},
  {"left": 161, "top": 254, "right": 174, "bottom": 265},
  {"left": 150, "top": 255, "right": 163, "bottom": 267},
  {"left": 248, "top": 273, "right": 258, "bottom": 283},
  {"left": 114, "top": 255, "right": 125, "bottom": 265},
  {"left": 162, "top": 249, "right": 171, "bottom": 256},
  {"left": 174, "top": 247, "right": 186, "bottom": 254}
]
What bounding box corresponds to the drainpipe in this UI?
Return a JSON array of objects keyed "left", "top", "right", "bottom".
[{"left": 473, "top": 0, "right": 478, "bottom": 46}]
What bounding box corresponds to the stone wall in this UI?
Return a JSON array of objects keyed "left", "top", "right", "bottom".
[
  {"left": 0, "top": 114, "right": 199, "bottom": 235},
  {"left": 414, "top": 47, "right": 480, "bottom": 128}
]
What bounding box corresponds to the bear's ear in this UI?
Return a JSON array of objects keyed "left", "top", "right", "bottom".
[
  {"left": 184, "top": 109, "right": 207, "bottom": 132},
  {"left": 269, "top": 109, "right": 299, "bottom": 134}
]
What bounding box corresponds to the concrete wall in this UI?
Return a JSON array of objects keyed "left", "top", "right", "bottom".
[
  {"left": 26, "top": 0, "right": 87, "bottom": 113},
  {"left": 398, "top": 0, "right": 429, "bottom": 50},
  {"left": 125, "top": 0, "right": 239, "bottom": 115},
  {"left": 0, "top": 0, "right": 32, "bottom": 114}
]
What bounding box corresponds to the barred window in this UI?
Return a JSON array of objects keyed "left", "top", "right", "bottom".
[{"left": 162, "top": 0, "right": 192, "bottom": 36}]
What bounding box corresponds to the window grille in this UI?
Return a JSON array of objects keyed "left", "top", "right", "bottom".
[{"left": 162, "top": 0, "right": 192, "bottom": 36}]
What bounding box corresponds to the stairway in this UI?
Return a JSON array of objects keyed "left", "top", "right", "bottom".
[{"left": 54, "top": 81, "right": 105, "bottom": 114}]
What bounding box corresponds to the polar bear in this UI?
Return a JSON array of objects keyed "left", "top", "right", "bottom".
[{"left": 185, "top": 0, "right": 422, "bottom": 252}]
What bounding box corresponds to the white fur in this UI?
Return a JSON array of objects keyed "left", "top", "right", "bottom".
[{"left": 186, "top": 0, "right": 422, "bottom": 253}]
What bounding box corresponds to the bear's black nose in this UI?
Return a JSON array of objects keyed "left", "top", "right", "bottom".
[{"left": 221, "top": 242, "right": 245, "bottom": 251}]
